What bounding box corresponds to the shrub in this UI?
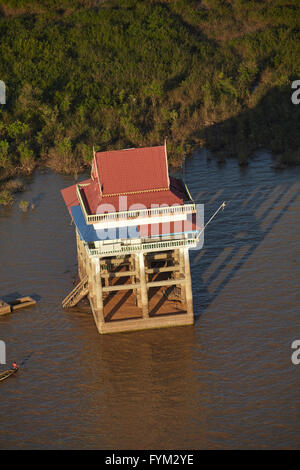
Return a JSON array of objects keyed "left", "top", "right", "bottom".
[
  {"left": 19, "top": 199, "right": 30, "bottom": 212},
  {"left": 18, "top": 143, "right": 35, "bottom": 173},
  {"left": 4, "top": 178, "right": 26, "bottom": 193},
  {"left": 0, "top": 190, "right": 14, "bottom": 206}
]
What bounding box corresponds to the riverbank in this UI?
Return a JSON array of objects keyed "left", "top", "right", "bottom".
[
  {"left": 0, "top": 154, "right": 85, "bottom": 206},
  {"left": 0, "top": 143, "right": 293, "bottom": 208}
]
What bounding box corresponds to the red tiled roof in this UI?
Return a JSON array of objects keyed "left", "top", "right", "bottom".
[
  {"left": 79, "top": 176, "right": 188, "bottom": 215},
  {"left": 95, "top": 145, "right": 169, "bottom": 195},
  {"left": 61, "top": 178, "right": 90, "bottom": 215},
  {"left": 60, "top": 176, "right": 189, "bottom": 216}
]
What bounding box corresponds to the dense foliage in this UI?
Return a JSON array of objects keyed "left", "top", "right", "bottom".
[{"left": 0, "top": 0, "right": 299, "bottom": 193}]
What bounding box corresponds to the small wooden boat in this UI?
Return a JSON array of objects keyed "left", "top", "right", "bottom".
[
  {"left": 8, "top": 296, "right": 36, "bottom": 311},
  {"left": 0, "top": 300, "right": 11, "bottom": 315},
  {"left": 0, "top": 368, "right": 18, "bottom": 382},
  {"left": 0, "top": 297, "right": 36, "bottom": 315}
]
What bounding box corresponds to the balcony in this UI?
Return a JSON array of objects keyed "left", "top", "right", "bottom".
[
  {"left": 85, "top": 235, "right": 199, "bottom": 258},
  {"left": 76, "top": 183, "right": 196, "bottom": 225}
]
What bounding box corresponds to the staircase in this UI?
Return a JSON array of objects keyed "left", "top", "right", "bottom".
[{"left": 62, "top": 276, "right": 89, "bottom": 308}]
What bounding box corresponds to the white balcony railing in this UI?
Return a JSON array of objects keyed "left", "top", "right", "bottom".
[
  {"left": 85, "top": 236, "right": 198, "bottom": 258},
  {"left": 76, "top": 183, "right": 196, "bottom": 225}
]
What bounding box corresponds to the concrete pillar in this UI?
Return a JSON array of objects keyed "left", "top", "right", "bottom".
[
  {"left": 129, "top": 255, "right": 135, "bottom": 285},
  {"left": 78, "top": 236, "right": 88, "bottom": 280},
  {"left": 179, "top": 248, "right": 185, "bottom": 301},
  {"left": 131, "top": 255, "right": 138, "bottom": 306},
  {"left": 91, "top": 258, "right": 105, "bottom": 327},
  {"left": 183, "top": 247, "right": 193, "bottom": 316},
  {"left": 76, "top": 231, "right": 84, "bottom": 279},
  {"left": 144, "top": 254, "right": 149, "bottom": 283},
  {"left": 104, "top": 269, "right": 109, "bottom": 288},
  {"left": 134, "top": 254, "right": 141, "bottom": 307},
  {"left": 138, "top": 252, "right": 149, "bottom": 318}
]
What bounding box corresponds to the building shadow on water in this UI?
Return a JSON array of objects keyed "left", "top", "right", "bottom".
[
  {"left": 1, "top": 291, "right": 23, "bottom": 303},
  {"left": 31, "top": 192, "right": 46, "bottom": 208},
  {"left": 1, "top": 291, "right": 41, "bottom": 303},
  {"left": 190, "top": 180, "right": 300, "bottom": 320}
]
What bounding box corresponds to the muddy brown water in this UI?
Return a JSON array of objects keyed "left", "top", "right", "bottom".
[{"left": 0, "top": 149, "right": 299, "bottom": 449}]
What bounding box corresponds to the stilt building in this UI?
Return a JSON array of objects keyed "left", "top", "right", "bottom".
[{"left": 61, "top": 145, "right": 199, "bottom": 334}]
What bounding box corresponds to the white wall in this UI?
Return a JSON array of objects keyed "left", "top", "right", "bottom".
[{"left": 93, "top": 213, "right": 187, "bottom": 230}]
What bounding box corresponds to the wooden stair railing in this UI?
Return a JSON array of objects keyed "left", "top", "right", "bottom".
[{"left": 62, "top": 276, "right": 89, "bottom": 308}]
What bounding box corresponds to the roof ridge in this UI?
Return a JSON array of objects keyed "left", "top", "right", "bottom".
[
  {"left": 101, "top": 187, "right": 169, "bottom": 197},
  {"left": 95, "top": 144, "right": 165, "bottom": 156}
]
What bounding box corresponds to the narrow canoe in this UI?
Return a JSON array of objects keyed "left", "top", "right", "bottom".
[{"left": 0, "top": 368, "right": 18, "bottom": 382}]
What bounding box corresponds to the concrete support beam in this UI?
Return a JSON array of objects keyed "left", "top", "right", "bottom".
[
  {"left": 146, "top": 278, "right": 185, "bottom": 288},
  {"left": 147, "top": 253, "right": 174, "bottom": 261},
  {"left": 102, "top": 283, "right": 140, "bottom": 293},
  {"left": 100, "top": 258, "right": 130, "bottom": 266},
  {"left": 101, "top": 270, "right": 137, "bottom": 278},
  {"left": 97, "top": 313, "right": 194, "bottom": 334},
  {"left": 146, "top": 266, "right": 180, "bottom": 274}
]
